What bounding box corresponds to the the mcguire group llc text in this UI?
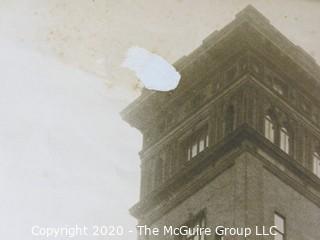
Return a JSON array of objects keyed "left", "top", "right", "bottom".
[{"left": 137, "top": 225, "right": 279, "bottom": 238}]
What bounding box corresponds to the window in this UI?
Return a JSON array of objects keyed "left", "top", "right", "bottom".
[
  {"left": 313, "top": 152, "right": 320, "bottom": 177},
  {"left": 263, "top": 112, "right": 292, "bottom": 155},
  {"left": 225, "top": 105, "right": 235, "bottom": 135},
  {"left": 280, "top": 127, "right": 290, "bottom": 154},
  {"left": 264, "top": 115, "right": 275, "bottom": 143},
  {"left": 180, "top": 213, "right": 206, "bottom": 240},
  {"left": 274, "top": 213, "right": 285, "bottom": 240},
  {"left": 186, "top": 126, "right": 209, "bottom": 161}
]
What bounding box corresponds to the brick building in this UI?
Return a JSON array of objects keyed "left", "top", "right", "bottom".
[{"left": 122, "top": 5, "right": 320, "bottom": 240}]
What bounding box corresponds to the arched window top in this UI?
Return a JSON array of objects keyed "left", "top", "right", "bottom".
[
  {"left": 265, "top": 107, "right": 277, "bottom": 121},
  {"left": 280, "top": 126, "right": 288, "bottom": 133},
  {"left": 265, "top": 114, "right": 273, "bottom": 122},
  {"left": 279, "top": 121, "right": 293, "bottom": 138}
]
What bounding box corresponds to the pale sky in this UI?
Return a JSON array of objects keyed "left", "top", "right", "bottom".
[{"left": 0, "top": 1, "right": 320, "bottom": 239}]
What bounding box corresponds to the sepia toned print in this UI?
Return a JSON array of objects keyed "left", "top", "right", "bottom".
[{"left": 2, "top": 1, "right": 320, "bottom": 240}]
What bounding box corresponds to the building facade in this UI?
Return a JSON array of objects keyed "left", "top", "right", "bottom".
[{"left": 122, "top": 5, "right": 320, "bottom": 240}]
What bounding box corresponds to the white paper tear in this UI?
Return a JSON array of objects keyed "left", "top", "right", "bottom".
[{"left": 122, "top": 47, "right": 181, "bottom": 91}]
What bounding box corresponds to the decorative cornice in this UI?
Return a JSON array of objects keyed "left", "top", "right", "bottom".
[
  {"left": 121, "top": 5, "right": 320, "bottom": 132},
  {"left": 138, "top": 73, "right": 320, "bottom": 160}
]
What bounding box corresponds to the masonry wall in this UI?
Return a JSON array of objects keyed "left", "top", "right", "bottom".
[
  {"left": 144, "top": 152, "right": 258, "bottom": 240},
  {"left": 263, "top": 167, "right": 320, "bottom": 240},
  {"left": 141, "top": 151, "right": 319, "bottom": 240},
  {"left": 146, "top": 164, "right": 235, "bottom": 240}
]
